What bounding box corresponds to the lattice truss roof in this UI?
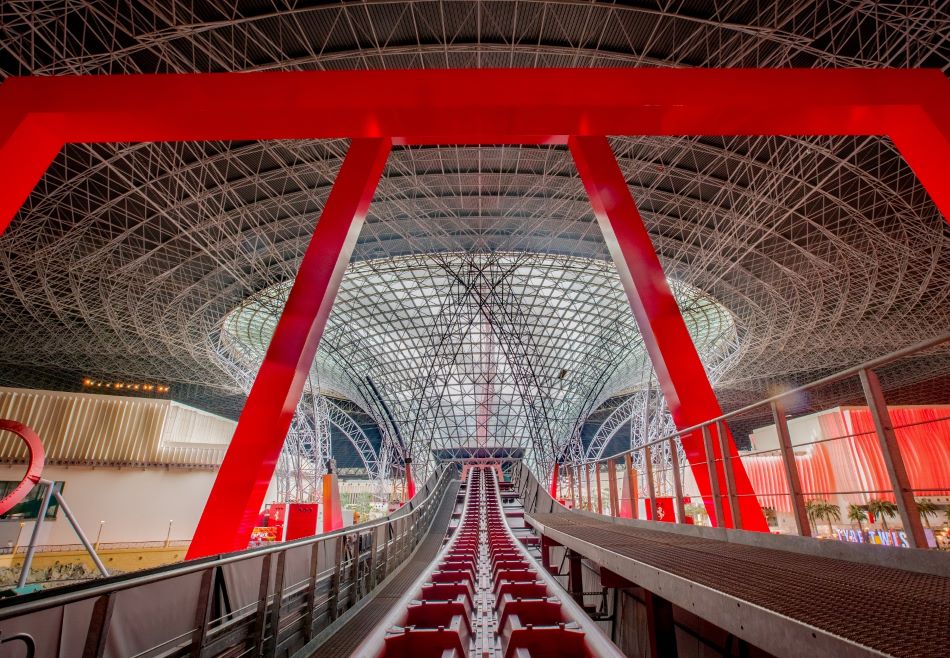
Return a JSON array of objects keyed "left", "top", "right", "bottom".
[
  {"left": 222, "top": 252, "right": 737, "bottom": 469},
  {"left": 0, "top": 1, "right": 948, "bottom": 475}
]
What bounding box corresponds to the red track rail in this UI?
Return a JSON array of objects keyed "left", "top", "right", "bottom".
[{"left": 354, "top": 467, "right": 623, "bottom": 657}]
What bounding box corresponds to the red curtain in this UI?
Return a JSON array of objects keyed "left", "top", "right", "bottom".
[
  {"left": 742, "top": 443, "right": 834, "bottom": 513},
  {"left": 743, "top": 406, "right": 950, "bottom": 511}
]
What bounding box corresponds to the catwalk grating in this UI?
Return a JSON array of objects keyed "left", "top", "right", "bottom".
[
  {"left": 531, "top": 513, "right": 950, "bottom": 657},
  {"left": 310, "top": 480, "right": 461, "bottom": 657}
]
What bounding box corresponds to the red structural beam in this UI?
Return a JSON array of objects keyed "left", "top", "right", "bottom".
[
  {"left": 187, "top": 138, "right": 390, "bottom": 558},
  {"left": 570, "top": 136, "right": 767, "bottom": 530},
  {"left": 0, "top": 69, "right": 947, "bottom": 231},
  {"left": 322, "top": 471, "right": 344, "bottom": 533},
  {"left": 0, "top": 68, "right": 947, "bottom": 554}
]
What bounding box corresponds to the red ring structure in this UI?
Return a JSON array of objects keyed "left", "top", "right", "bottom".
[
  {"left": 0, "top": 69, "right": 946, "bottom": 557},
  {"left": 0, "top": 420, "right": 45, "bottom": 517}
]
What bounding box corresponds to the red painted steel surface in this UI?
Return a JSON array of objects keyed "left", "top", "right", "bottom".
[
  {"left": 0, "top": 69, "right": 947, "bottom": 232},
  {"left": 619, "top": 464, "right": 638, "bottom": 519},
  {"left": 549, "top": 462, "right": 559, "bottom": 499},
  {"left": 406, "top": 462, "right": 417, "bottom": 501},
  {"left": 0, "top": 420, "right": 45, "bottom": 516},
  {"left": 321, "top": 472, "right": 343, "bottom": 533},
  {"left": 186, "top": 138, "right": 390, "bottom": 558},
  {"left": 570, "top": 136, "right": 768, "bottom": 531},
  {"left": 0, "top": 68, "right": 946, "bottom": 551}
]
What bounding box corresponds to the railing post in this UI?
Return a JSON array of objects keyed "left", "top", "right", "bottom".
[
  {"left": 304, "top": 543, "right": 319, "bottom": 641},
  {"left": 266, "top": 550, "right": 287, "bottom": 654},
  {"left": 643, "top": 444, "right": 657, "bottom": 521},
  {"left": 348, "top": 535, "right": 360, "bottom": 607},
  {"left": 716, "top": 421, "right": 742, "bottom": 529},
  {"left": 701, "top": 425, "right": 725, "bottom": 528},
  {"left": 669, "top": 438, "right": 686, "bottom": 524},
  {"left": 81, "top": 592, "right": 115, "bottom": 658},
  {"left": 595, "top": 462, "right": 603, "bottom": 514},
  {"left": 579, "top": 465, "right": 586, "bottom": 509},
  {"left": 584, "top": 462, "right": 593, "bottom": 512},
  {"left": 367, "top": 529, "right": 378, "bottom": 589},
  {"left": 607, "top": 459, "right": 619, "bottom": 517},
  {"left": 328, "top": 535, "right": 344, "bottom": 622},
  {"left": 771, "top": 399, "right": 810, "bottom": 537},
  {"left": 189, "top": 568, "right": 214, "bottom": 658},
  {"left": 379, "top": 522, "right": 390, "bottom": 581},
  {"left": 567, "top": 466, "right": 576, "bottom": 508},
  {"left": 624, "top": 453, "right": 638, "bottom": 519},
  {"left": 394, "top": 518, "right": 405, "bottom": 564},
  {"left": 251, "top": 553, "right": 272, "bottom": 653},
  {"left": 859, "top": 368, "right": 928, "bottom": 549}
]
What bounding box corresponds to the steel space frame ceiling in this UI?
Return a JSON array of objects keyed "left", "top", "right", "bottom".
[{"left": 0, "top": 1, "right": 948, "bottom": 476}]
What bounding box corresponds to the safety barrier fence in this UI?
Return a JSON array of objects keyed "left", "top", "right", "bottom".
[
  {"left": 0, "top": 540, "right": 192, "bottom": 555},
  {"left": 0, "top": 465, "right": 454, "bottom": 658},
  {"left": 558, "top": 332, "right": 950, "bottom": 550}
]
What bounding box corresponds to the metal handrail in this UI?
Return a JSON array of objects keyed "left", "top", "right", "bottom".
[
  {"left": 0, "top": 540, "right": 192, "bottom": 554},
  {"left": 0, "top": 464, "right": 453, "bottom": 621},
  {"left": 563, "top": 332, "right": 950, "bottom": 550},
  {"left": 593, "top": 331, "right": 950, "bottom": 465}
]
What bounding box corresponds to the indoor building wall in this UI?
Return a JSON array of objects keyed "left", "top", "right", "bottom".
[{"left": 0, "top": 465, "right": 216, "bottom": 546}]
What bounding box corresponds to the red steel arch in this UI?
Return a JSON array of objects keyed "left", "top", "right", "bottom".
[{"left": 0, "top": 420, "right": 46, "bottom": 517}]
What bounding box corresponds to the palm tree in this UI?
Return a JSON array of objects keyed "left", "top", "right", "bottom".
[
  {"left": 684, "top": 503, "right": 708, "bottom": 526},
  {"left": 762, "top": 506, "right": 777, "bottom": 527},
  {"left": 916, "top": 498, "right": 939, "bottom": 529},
  {"left": 806, "top": 499, "right": 841, "bottom": 536},
  {"left": 847, "top": 504, "right": 868, "bottom": 532},
  {"left": 805, "top": 499, "right": 818, "bottom": 534},
  {"left": 867, "top": 498, "right": 898, "bottom": 531}
]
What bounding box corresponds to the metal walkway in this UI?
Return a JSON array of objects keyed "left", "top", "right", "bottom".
[
  {"left": 528, "top": 511, "right": 950, "bottom": 658},
  {"left": 309, "top": 480, "right": 461, "bottom": 656}
]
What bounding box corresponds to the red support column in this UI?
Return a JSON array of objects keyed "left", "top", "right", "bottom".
[
  {"left": 0, "top": 98, "right": 64, "bottom": 234},
  {"left": 322, "top": 469, "right": 343, "bottom": 533},
  {"left": 569, "top": 135, "right": 767, "bottom": 531},
  {"left": 405, "top": 458, "right": 416, "bottom": 501},
  {"left": 187, "top": 138, "right": 391, "bottom": 558},
  {"left": 888, "top": 102, "right": 950, "bottom": 223},
  {"left": 549, "top": 462, "right": 560, "bottom": 499}
]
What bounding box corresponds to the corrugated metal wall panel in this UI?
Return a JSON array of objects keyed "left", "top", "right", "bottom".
[
  {"left": 0, "top": 388, "right": 234, "bottom": 467},
  {"left": 161, "top": 403, "right": 235, "bottom": 450}
]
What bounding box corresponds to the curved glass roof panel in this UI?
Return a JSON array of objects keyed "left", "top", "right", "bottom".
[{"left": 221, "top": 251, "right": 739, "bottom": 471}]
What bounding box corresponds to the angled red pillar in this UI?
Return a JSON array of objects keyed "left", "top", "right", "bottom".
[
  {"left": 569, "top": 136, "right": 767, "bottom": 531},
  {"left": 888, "top": 101, "right": 950, "bottom": 223},
  {"left": 549, "top": 462, "right": 560, "bottom": 499},
  {"left": 619, "top": 464, "right": 638, "bottom": 519},
  {"left": 405, "top": 458, "right": 416, "bottom": 501},
  {"left": 322, "top": 469, "right": 343, "bottom": 533},
  {"left": 187, "top": 138, "right": 391, "bottom": 558},
  {"left": 0, "top": 93, "right": 65, "bottom": 235}
]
